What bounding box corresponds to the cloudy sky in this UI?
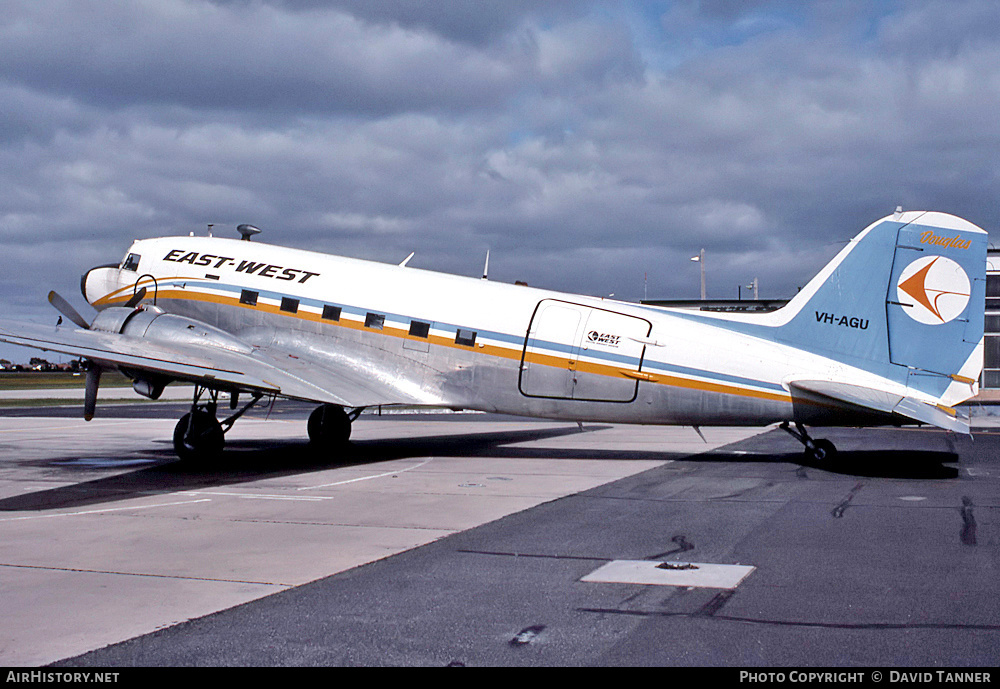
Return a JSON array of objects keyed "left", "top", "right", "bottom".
[{"left": 2, "top": 0, "right": 999, "bottom": 360}]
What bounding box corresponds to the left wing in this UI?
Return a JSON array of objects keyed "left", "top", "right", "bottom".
[
  {"left": 0, "top": 316, "right": 428, "bottom": 408},
  {"left": 0, "top": 318, "right": 335, "bottom": 401}
]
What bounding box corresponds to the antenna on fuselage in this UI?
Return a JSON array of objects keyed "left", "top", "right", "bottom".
[
  {"left": 237, "top": 224, "right": 261, "bottom": 241},
  {"left": 482, "top": 249, "right": 490, "bottom": 280}
]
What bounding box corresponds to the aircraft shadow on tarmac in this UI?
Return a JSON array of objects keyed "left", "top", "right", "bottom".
[
  {"left": 0, "top": 424, "right": 606, "bottom": 512},
  {"left": 790, "top": 449, "right": 958, "bottom": 479},
  {"left": 0, "top": 425, "right": 959, "bottom": 513}
]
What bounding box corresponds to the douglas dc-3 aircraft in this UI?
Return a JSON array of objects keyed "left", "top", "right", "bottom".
[{"left": 0, "top": 210, "right": 987, "bottom": 463}]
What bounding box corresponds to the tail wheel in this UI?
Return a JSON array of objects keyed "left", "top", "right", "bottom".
[
  {"left": 781, "top": 421, "right": 838, "bottom": 465},
  {"left": 308, "top": 404, "right": 352, "bottom": 449},
  {"left": 808, "top": 438, "right": 837, "bottom": 463},
  {"left": 173, "top": 410, "right": 225, "bottom": 461}
]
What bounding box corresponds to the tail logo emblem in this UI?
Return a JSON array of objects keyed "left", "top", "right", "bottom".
[{"left": 896, "top": 256, "right": 970, "bottom": 325}]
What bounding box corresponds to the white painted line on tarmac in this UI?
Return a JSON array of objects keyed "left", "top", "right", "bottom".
[
  {"left": 299, "top": 458, "right": 434, "bottom": 490},
  {"left": 179, "top": 491, "right": 329, "bottom": 502},
  {"left": 0, "top": 419, "right": 147, "bottom": 434}
]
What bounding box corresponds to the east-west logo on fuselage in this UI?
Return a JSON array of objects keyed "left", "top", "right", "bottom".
[
  {"left": 587, "top": 331, "right": 620, "bottom": 347},
  {"left": 163, "top": 250, "right": 321, "bottom": 284}
]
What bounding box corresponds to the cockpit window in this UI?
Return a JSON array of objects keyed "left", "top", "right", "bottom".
[{"left": 122, "top": 253, "right": 141, "bottom": 271}]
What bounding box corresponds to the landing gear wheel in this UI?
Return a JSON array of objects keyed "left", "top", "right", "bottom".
[
  {"left": 808, "top": 438, "right": 837, "bottom": 463},
  {"left": 173, "top": 410, "right": 225, "bottom": 461},
  {"left": 781, "top": 421, "right": 838, "bottom": 466},
  {"left": 308, "top": 404, "right": 352, "bottom": 449}
]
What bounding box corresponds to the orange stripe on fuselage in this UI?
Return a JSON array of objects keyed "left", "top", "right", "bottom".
[{"left": 97, "top": 284, "right": 795, "bottom": 406}]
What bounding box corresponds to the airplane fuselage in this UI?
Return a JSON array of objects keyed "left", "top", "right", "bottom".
[{"left": 82, "top": 234, "right": 914, "bottom": 428}]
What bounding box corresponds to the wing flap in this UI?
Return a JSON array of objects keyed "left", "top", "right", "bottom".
[{"left": 250, "top": 330, "right": 445, "bottom": 408}]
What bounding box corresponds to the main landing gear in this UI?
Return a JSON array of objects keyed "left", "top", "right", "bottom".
[
  {"left": 171, "top": 388, "right": 361, "bottom": 461},
  {"left": 172, "top": 385, "right": 263, "bottom": 461},
  {"left": 307, "top": 403, "right": 362, "bottom": 451},
  {"left": 780, "top": 421, "right": 837, "bottom": 463}
]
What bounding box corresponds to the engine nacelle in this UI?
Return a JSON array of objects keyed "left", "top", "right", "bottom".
[
  {"left": 91, "top": 306, "right": 253, "bottom": 354},
  {"left": 89, "top": 306, "right": 255, "bottom": 397},
  {"left": 89, "top": 306, "right": 144, "bottom": 334},
  {"left": 128, "top": 312, "right": 255, "bottom": 354}
]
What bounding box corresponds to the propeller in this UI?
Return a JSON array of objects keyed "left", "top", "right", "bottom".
[
  {"left": 48, "top": 291, "right": 90, "bottom": 329},
  {"left": 124, "top": 286, "right": 146, "bottom": 309},
  {"left": 84, "top": 367, "right": 101, "bottom": 421},
  {"left": 48, "top": 288, "right": 144, "bottom": 421}
]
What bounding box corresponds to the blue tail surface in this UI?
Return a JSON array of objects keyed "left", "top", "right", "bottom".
[{"left": 773, "top": 210, "right": 987, "bottom": 401}]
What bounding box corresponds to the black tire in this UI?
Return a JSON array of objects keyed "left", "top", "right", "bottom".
[
  {"left": 308, "top": 404, "right": 352, "bottom": 449},
  {"left": 807, "top": 438, "right": 837, "bottom": 463},
  {"left": 173, "top": 410, "right": 225, "bottom": 461}
]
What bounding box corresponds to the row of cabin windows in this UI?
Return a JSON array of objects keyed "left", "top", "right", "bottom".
[{"left": 238, "top": 289, "right": 476, "bottom": 346}]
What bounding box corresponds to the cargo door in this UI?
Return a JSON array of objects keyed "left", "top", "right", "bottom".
[{"left": 520, "top": 300, "right": 651, "bottom": 402}]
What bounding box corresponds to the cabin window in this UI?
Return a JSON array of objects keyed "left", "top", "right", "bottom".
[
  {"left": 240, "top": 289, "right": 258, "bottom": 306},
  {"left": 280, "top": 297, "right": 299, "bottom": 313},
  {"left": 455, "top": 328, "right": 477, "bottom": 347},
  {"left": 365, "top": 312, "right": 385, "bottom": 330},
  {"left": 409, "top": 320, "right": 430, "bottom": 338},
  {"left": 322, "top": 305, "right": 341, "bottom": 321},
  {"left": 122, "top": 253, "right": 141, "bottom": 271}
]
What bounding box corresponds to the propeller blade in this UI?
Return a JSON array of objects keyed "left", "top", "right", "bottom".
[
  {"left": 124, "top": 287, "right": 147, "bottom": 308},
  {"left": 47, "top": 291, "right": 90, "bottom": 329},
  {"left": 84, "top": 365, "right": 101, "bottom": 421}
]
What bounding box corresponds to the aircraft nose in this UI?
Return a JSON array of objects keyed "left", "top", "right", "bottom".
[{"left": 81, "top": 264, "right": 121, "bottom": 306}]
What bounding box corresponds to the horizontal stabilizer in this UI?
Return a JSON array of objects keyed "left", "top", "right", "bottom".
[{"left": 788, "top": 379, "right": 968, "bottom": 434}]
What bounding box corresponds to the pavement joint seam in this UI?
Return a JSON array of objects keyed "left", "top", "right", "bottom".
[{"left": 0, "top": 562, "right": 288, "bottom": 587}]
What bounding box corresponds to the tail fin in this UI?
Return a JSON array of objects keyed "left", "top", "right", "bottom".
[{"left": 774, "top": 210, "right": 987, "bottom": 405}]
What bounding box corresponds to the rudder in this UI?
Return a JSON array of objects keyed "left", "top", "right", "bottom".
[{"left": 885, "top": 212, "right": 986, "bottom": 402}]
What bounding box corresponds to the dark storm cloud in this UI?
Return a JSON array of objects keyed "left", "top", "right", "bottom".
[
  {"left": 0, "top": 1, "right": 537, "bottom": 116},
  {"left": 1, "top": 0, "right": 999, "bottom": 348},
  {"left": 266, "top": 0, "right": 583, "bottom": 46}
]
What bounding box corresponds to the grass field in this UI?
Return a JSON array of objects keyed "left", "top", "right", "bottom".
[{"left": 0, "top": 371, "right": 133, "bottom": 390}]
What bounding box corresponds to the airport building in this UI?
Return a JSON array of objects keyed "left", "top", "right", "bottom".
[{"left": 984, "top": 247, "right": 1000, "bottom": 395}]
